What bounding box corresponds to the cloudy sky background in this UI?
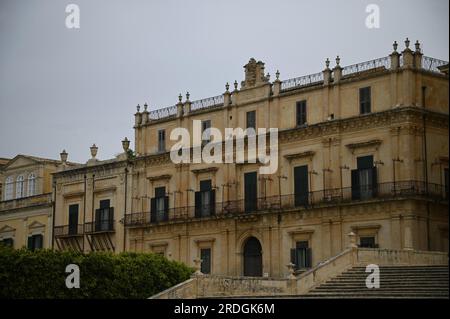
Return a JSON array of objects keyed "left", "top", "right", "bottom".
[{"left": 0, "top": 0, "right": 448, "bottom": 163}]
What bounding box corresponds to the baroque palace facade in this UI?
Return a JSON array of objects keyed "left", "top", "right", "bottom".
[{"left": 1, "top": 39, "right": 449, "bottom": 279}]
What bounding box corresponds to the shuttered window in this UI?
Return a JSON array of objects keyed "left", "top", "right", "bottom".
[
  {"left": 294, "top": 165, "right": 309, "bottom": 207},
  {"left": 351, "top": 155, "right": 377, "bottom": 200},
  {"left": 195, "top": 180, "right": 215, "bottom": 218},
  {"left": 68, "top": 204, "right": 79, "bottom": 235},
  {"left": 359, "top": 87, "right": 371, "bottom": 114},
  {"left": 27, "top": 234, "right": 43, "bottom": 251},
  {"left": 158, "top": 129, "right": 166, "bottom": 152},
  {"left": 244, "top": 172, "right": 257, "bottom": 213},
  {"left": 290, "top": 241, "right": 312, "bottom": 269},
  {"left": 296, "top": 100, "right": 307, "bottom": 126},
  {"left": 246, "top": 111, "right": 256, "bottom": 130},
  {"left": 200, "top": 248, "right": 211, "bottom": 274},
  {"left": 151, "top": 187, "right": 168, "bottom": 223}
]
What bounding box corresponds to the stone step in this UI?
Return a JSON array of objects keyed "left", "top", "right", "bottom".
[
  {"left": 316, "top": 283, "right": 448, "bottom": 288},
  {"left": 313, "top": 287, "right": 449, "bottom": 292}
]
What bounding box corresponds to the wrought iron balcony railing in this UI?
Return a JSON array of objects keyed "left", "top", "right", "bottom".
[
  {"left": 421, "top": 56, "right": 449, "bottom": 73},
  {"left": 54, "top": 224, "right": 84, "bottom": 237},
  {"left": 341, "top": 56, "right": 391, "bottom": 77},
  {"left": 124, "top": 180, "right": 447, "bottom": 227},
  {"left": 84, "top": 219, "right": 115, "bottom": 234}
]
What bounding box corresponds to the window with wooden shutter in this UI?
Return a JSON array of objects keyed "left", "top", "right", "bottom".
[
  {"left": 151, "top": 187, "right": 167, "bottom": 222},
  {"left": 200, "top": 248, "right": 212, "bottom": 274},
  {"left": 294, "top": 165, "right": 309, "bottom": 207},
  {"left": 68, "top": 204, "right": 79, "bottom": 235},
  {"left": 246, "top": 111, "right": 256, "bottom": 130},
  {"left": 201, "top": 120, "right": 211, "bottom": 146},
  {"left": 296, "top": 100, "right": 307, "bottom": 126},
  {"left": 244, "top": 172, "right": 257, "bottom": 213},
  {"left": 359, "top": 87, "right": 371, "bottom": 114},
  {"left": 158, "top": 129, "right": 166, "bottom": 152}
]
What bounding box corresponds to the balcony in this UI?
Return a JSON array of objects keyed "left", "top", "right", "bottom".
[
  {"left": 124, "top": 180, "right": 447, "bottom": 227},
  {"left": 84, "top": 219, "right": 115, "bottom": 234},
  {"left": 0, "top": 193, "right": 52, "bottom": 213},
  {"left": 54, "top": 224, "right": 84, "bottom": 238}
]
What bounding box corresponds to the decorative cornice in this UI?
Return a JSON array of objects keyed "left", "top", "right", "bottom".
[
  {"left": 345, "top": 139, "right": 382, "bottom": 152},
  {"left": 191, "top": 167, "right": 219, "bottom": 175},
  {"left": 351, "top": 224, "right": 382, "bottom": 231},
  {"left": 284, "top": 151, "right": 315, "bottom": 161},
  {"left": 147, "top": 174, "right": 172, "bottom": 181}
]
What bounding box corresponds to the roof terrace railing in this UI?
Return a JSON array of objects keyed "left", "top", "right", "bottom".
[
  {"left": 190, "top": 94, "right": 224, "bottom": 112},
  {"left": 342, "top": 56, "right": 391, "bottom": 77},
  {"left": 148, "top": 105, "right": 177, "bottom": 120},
  {"left": 422, "top": 56, "right": 448, "bottom": 73},
  {"left": 280, "top": 71, "right": 324, "bottom": 91}
]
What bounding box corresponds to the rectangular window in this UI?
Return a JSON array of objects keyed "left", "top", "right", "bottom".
[
  {"left": 244, "top": 172, "right": 258, "bottom": 213},
  {"left": 95, "top": 199, "right": 114, "bottom": 231},
  {"left": 68, "top": 204, "right": 79, "bottom": 235},
  {"left": 351, "top": 155, "right": 377, "bottom": 200},
  {"left": 202, "top": 120, "right": 211, "bottom": 145},
  {"left": 359, "top": 236, "right": 377, "bottom": 248},
  {"left": 296, "top": 100, "right": 307, "bottom": 126},
  {"left": 158, "top": 129, "right": 166, "bottom": 153},
  {"left": 294, "top": 165, "right": 309, "bottom": 207},
  {"left": 290, "top": 241, "right": 312, "bottom": 270},
  {"left": 195, "top": 180, "right": 215, "bottom": 218},
  {"left": 246, "top": 111, "right": 256, "bottom": 130},
  {"left": 1, "top": 238, "right": 13, "bottom": 248},
  {"left": 359, "top": 87, "right": 371, "bottom": 114},
  {"left": 27, "top": 234, "right": 43, "bottom": 251},
  {"left": 151, "top": 187, "right": 168, "bottom": 223},
  {"left": 200, "top": 248, "right": 211, "bottom": 274}
]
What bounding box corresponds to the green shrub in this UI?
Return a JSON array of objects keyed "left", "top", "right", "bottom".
[{"left": 0, "top": 246, "right": 193, "bottom": 299}]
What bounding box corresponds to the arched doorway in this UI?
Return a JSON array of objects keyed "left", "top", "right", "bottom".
[{"left": 243, "top": 237, "right": 262, "bottom": 276}]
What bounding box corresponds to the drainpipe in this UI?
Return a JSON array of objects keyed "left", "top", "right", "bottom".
[
  {"left": 82, "top": 174, "right": 87, "bottom": 252},
  {"left": 123, "top": 167, "right": 128, "bottom": 252},
  {"left": 51, "top": 180, "right": 56, "bottom": 249},
  {"left": 422, "top": 86, "right": 431, "bottom": 251}
]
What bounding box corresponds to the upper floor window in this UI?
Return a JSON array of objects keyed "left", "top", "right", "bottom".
[
  {"left": 296, "top": 100, "right": 307, "bottom": 126},
  {"left": 359, "top": 87, "right": 371, "bottom": 114},
  {"left": 202, "top": 120, "right": 211, "bottom": 145},
  {"left": 27, "top": 173, "right": 36, "bottom": 197},
  {"left": 195, "top": 180, "right": 215, "bottom": 218},
  {"left": 150, "top": 187, "right": 168, "bottom": 223},
  {"left": 16, "top": 175, "right": 24, "bottom": 199},
  {"left": 4, "top": 176, "right": 13, "bottom": 200},
  {"left": 158, "top": 129, "right": 166, "bottom": 153},
  {"left": 246, "top": 110, "right": 256, "bottom": 130},
  {"left": 27, "top": 234, "right": 43, "bottom": 251}
]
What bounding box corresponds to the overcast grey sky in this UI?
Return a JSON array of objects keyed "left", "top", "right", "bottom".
[{"left": 0, "top": 0, "right": 448, "bottom": 163}]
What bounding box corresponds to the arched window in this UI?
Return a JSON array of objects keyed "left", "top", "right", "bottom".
[
  {"left": 16, "top": 175, "right": 24, "bottom": 198},
  {"left": 4, "top": 176, "right": 13, "bottom": 200},
  {"left": 27, "top": 173, "right": 36, "bottom": 196}
]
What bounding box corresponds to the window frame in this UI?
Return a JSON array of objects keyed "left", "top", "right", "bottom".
[
  {"left": 359, "top": 87, "right": 372, "bottom": 115},
  {"left": 296, "top": 100, "right": 307, "bottom": 126}
]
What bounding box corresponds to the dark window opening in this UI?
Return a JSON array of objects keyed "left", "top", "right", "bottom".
[
  {"left": 68, "top": 204, "right": 79, "bottom": 235},
  {"left": 195, "top": 180, "right": 215, "bottom": 218},
  {"left": 200, "top": 248, "right": 211, "bottom": 274},
  {"left": 296, "top": 100, "right": 307, "bottom": 126},
  {"left": 158, "top": 129, "right": 166, "bottom": 153},
  {"left": 246, "top": 111, "right": 256, "bottom": 130},
  {"left": 294, "top": 165, "right": 309, "bottom": 207},
  {"left": 290, "top": 241, "right": 312, "bottom": 269},
  {"left": 359, "top": 236, "right": 378, "bottom": 248},
  {"left": 27, "top": 234, "right": 43, "bottom": 251},
  {"left": 151, "top": 187, "right": 169, "bottom": 223},
  {"left": 351, "top": 155, "right": 377, "bottom": 200},
  {"left": 244, "top": 172, "right": 257, "bottom": 213},
  {"left": 95, "top": 199, "right": 114, "bottom": 231},
  {"left": 202, "top": 120, "right": 211, "bottom": 146},
  {"left": 1, "top": 238, "right": 13, "bottom": 248},
  {"left": 359, "top": 87, "right": 371, "bottom": 114}
]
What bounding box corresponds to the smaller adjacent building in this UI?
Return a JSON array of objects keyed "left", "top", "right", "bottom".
[
  {"left": 52, "top": 140, "right": 132, "bottom": 253},
  {"left": 0, "top": 155, "right": 71, "bottom": 249}
]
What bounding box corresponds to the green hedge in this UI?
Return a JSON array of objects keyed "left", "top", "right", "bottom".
[{"left": 0, "top": 246, "right": 193, "bottom": 299}]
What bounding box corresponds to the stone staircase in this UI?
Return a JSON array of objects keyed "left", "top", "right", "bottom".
[{"left": 304, "top": 265, "right": 449, "bottom": 298}]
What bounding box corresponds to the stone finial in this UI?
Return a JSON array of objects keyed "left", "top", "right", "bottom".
[
  {"left": 186, "top": 91, "right": 190, "bottom": 101},
  {"left": 90, "top": 144, "right": 98, "bottom": 159},
  {"left": 287, "top": 263, "right": 296, "bottom": 280},
  {"left": 225, "top": 82, "right": 230, "bottom": 92},
  {"left": 393, "top": 41, "right": 398, "bottom": 52},
  {"left": 335, "top": 55, "right": 341, "bottom": 66},
  {"left": 325, "top": 58, "right": 330, "bottom": 69},
  {"left": 60, "top": 149, "right": 68, "bottom": 163},
  {"left": 405, "top": 37, "right": 410, "bottom": 49},
  {"left": 234, "top": 80, "right": 238, "bottom": 91},
  {"left": 275, "top": 70, "right": 280, "bottom": 80},
  {"left": 136, "top": 104, "right": 140, "bottom": 112},
  {"left": 348, "top": 231, "right": 358, "bottom": 248},
  {"left": 143, "top": 103, "right": 148, "bottom": 111},
  {"left": 193, "top": 258, "right": 203, "bottom": 276},
  {"left": 266, "top": 72, "right": 270, "bottom": 81},
  {"left": 415, "top": 40, "right": 421, "bottom": 52},
  {"left": 122, "top": 137, "right": 130, "bottom": 152},
  {"left": 178, "top": 93, "right": 183, "bottom": 103}
]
